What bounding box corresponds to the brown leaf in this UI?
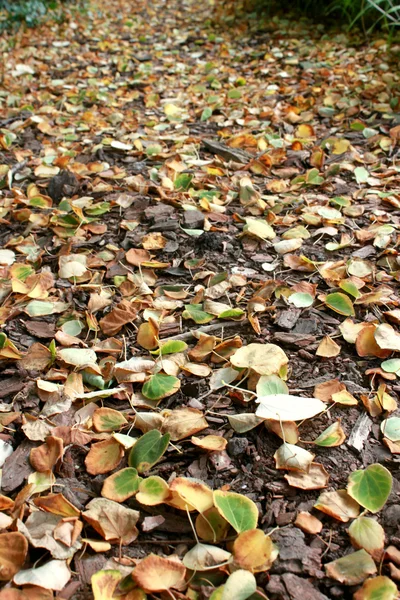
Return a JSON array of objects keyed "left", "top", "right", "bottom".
[
  {"left": 0, "top": 532, "right": 28, "bottom": 581},
  {"left": 85, "top": 438, "right": 124, "bottom": 475},
  {"left": 30, "top": 436, "right": 64, "bottom": 472},
  {"left": 132, "top": 554, "right": 186, "bottom": 593},
  {"left": 99, "top": 300, "right": 137, "bottom": 336},
  {"left": 82, "top": 498, "right": 139, "bottom": 545}
]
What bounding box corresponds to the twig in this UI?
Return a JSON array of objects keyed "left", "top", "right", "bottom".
[{"left": 161, "top": 319, "right": 249, "bottom": 342}]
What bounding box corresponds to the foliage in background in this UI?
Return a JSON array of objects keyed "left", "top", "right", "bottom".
[
  {"left": 220, "top": 0, "right": 400, "bottom": 32},
  {"left": 0, "top": 0, "right": 77, "bottom": 31}
]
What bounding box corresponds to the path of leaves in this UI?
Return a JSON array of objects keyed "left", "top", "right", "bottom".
[{"left": 0, "top": 0, "right": 400, "bottom": 599}]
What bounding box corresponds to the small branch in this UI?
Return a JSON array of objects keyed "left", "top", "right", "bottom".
[{"left": 161, "top": 319, "right": 249, "bottom": 342}]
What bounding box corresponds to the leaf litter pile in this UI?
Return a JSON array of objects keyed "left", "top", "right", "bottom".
[{"left": 0, "top": 0, "right": 400, "bottom": 598}]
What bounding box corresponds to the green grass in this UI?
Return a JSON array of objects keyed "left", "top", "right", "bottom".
[{"left": 226, "top": 0, "right": 400, "bottom": 32}]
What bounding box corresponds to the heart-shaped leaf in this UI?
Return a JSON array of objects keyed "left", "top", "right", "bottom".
[
  {"left": 347, "top": 464, "right": 392, "bottom": 513},
  {"left": 129, "top": 430, "right": 170, "bottom": 473},
  {"left": 213, "top": 490, "right": 258, "bottom": 533},
  {"left": 101, "top": 468, "right": 142, "bottom": 502},
  {"left": 142, "top": 373, "right": 180, "bottom": 401}
]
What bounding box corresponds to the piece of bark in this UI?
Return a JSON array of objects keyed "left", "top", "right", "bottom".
[
  {"left": 282, "top": 573, "right": 330, "bottom": 600},
  {"left": 2, "top": 439, "right": 36, "bottom": 493},
  {"left": 203, "top": 139, "right": 251, "bottom": 163},
  {"left": 0, "top": 377, "right": 26, "bottom": 398},
  {"left": 275, "top": 309, "right": 301, "bottom": 330},
  {"left": 347, "top": 412, "right": 372, "bottom": 453},
  {"left": 24, "top": 320, "right": 56, "bottom": 339},
  {"left": 273, "top": 332, "right": 316, "bottom": 348}
]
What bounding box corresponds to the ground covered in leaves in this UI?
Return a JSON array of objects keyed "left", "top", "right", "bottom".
[{"left": 1, "top": 0, "right": 400, "bottom": 599}]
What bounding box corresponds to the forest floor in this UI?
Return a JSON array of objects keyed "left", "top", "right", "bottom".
[{"left": 1, "top": 0, "right": 400, "bottom": 599}]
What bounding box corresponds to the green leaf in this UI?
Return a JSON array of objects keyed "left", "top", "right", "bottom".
[
  {"left": 339, "top": 281, "right": 361, "bottom": 299},
  {"left": 136, "top": 475, "right": 171, "bottom": 505},
  {"left": 326, "top": 550, "right": 377, "bottom": 585},
  {"left": 174, "top": 173, "right": 193, "bottom": 190},
  {"left": 213, "top": 490, "right": 258, "bottom": 533},
  {"left": 201, "top": 107, "right": 213, "bottom": 121},
  {"left": 58, "top": 348, "right": 97, "bottom": 367},
  {"left": 218, "top": 308, "right": 245, "bottom": 319},
  {"left": 288, "top": 292, "right": 314, "bottom": 308},
  {"left": 25, "top": 300, "right": 69, "bottom": 317},
  {"left": 182, "top": 303, "right": 214, "bottom": 324},
  {"left": 381, "top": 417, "right": 400, "bottom": 442},
  {"left": 221, "top": 570, "right": 257, "bottom": 600},
  {"left": 348, "top": 517, "right": 385, "bottom": 558},
  {"left": 93, "top": 408, "right": 128, "bottom": 432},
  {"left": 151, "top": 340, "right": 188, "bottom": 356},
  {"left": 101, "top": 468, "right": 142, "bottom": 502},
  {"left": 381, "top": 359, "right": 400, "bottom": 375},
  {"left": 347, "top": 464, "right": 392, "bottom": 513},
  {"left": 256, "top": 375, "right": 288, "bottom": 397},
  {"left": 129, "top": 430, "right": 170, "bottom": 473},
  {"left": 354, "top": 576, "right": 398, "bottom": 600},
  {"left": 314, "top": 421, "right": 346, "bottom": 447},
  {"left": 354, "top": 166, "right": 369, "bottom": 184},
  {"left": 325, "top": 292, "right": 355, "bottom": 316},
  {"left": 142, "top": 373, "right": 180, "bottom": 401}
]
